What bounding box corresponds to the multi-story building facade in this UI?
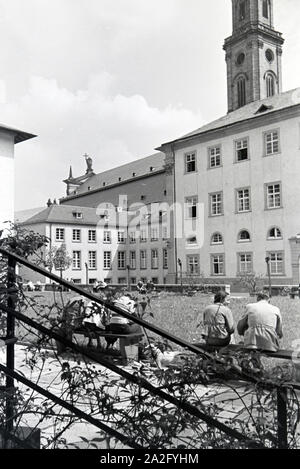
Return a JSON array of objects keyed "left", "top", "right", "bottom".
[
  {"left": 158, "top": 0, "right": 300, "bottom": 286},
  {"left": 20, "top": 203, "right": 169, "bottom": 285}
]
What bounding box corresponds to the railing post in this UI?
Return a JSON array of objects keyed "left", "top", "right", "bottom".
[
  {"left": 277, "top": 387, "right": 288, "bottom": 449},
  {"left": 4, "top": 254, "right": 17, "bottom": 448}
]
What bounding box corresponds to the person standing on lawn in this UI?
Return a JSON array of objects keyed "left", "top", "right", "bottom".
[
  {"left": 200, "top": 291, "right": 235, "bottom": 347},
  {"left": 237, "top": 292, "right": 283, "bottom": 352}
]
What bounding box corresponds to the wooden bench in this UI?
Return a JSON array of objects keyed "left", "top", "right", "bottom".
[
  {"left": 198, "top": 343, "right": 297, "bottom": 360},
  {"left": 73, "top": 329, "right": 144, "bottom": 364}
]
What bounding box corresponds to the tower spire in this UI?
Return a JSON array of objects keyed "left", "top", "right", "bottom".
[
  {"left": 224, "top": 0, "right": 284, "bottom": 112},
  {"left": 68, "top": 165, "right": 73, "bottom": 179}
]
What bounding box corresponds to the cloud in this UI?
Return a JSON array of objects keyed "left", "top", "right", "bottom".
[{"left": 1, "top": 75, "right": 203, "bottom": 210}]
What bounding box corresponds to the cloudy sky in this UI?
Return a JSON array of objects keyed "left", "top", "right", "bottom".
[{"left": 1, "top": 0, "right": 299, "bottom": 211}]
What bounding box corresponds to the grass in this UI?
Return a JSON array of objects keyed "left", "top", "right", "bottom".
[
  {"left": 20, "top": 291, "right": 300, "bottom": 350},
  {"left": 148, "top": 292, "right": 300, "bottom": 350}
]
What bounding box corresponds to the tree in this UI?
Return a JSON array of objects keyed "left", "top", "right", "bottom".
[{"left": 46, "top": 243, "right": 72, "bottom": 279}]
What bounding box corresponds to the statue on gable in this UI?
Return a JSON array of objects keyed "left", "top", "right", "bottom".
[{"left": 84, "top": 153, "right": 93, "bottom": 174}]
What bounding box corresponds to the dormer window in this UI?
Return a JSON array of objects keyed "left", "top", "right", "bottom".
[
  {"left": 132, "top": 172, "right": 136, "bottom": 177},
  {"left": 73, "top": 212, "right": 83, "bottom": 219},
  {"left": 118, "top": 177, "right": 122, "bottom": 182},
  {"left": 103, "top": 182, "right": 106, "bottom": 187}
]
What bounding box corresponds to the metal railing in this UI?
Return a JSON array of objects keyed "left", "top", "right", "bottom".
[{"left": 0, "top": 246, "right": 298, "bottom": 449}]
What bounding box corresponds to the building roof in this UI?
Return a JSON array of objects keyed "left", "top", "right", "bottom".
[
  {"left": 0, "top": 123, "right": 36, "bottom": 144},
  {"left": 63, "top": 152, "right": 165, "bottom": 197},
  {"left": 20, "top": 205, "right": 103, "bottom": 226},
  {"left": 15, "top": 207, "right": 45, "bottom": 224},
  {"left": 159, "top": 88, "right": 300, "bottom": 146},
  {"left": 20, "top": 204, "right": 132, "bottom": 227}
]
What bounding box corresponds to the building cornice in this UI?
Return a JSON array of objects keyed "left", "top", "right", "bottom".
[{"left": 157, "top": 103, "right": 300, "bottom": 152}]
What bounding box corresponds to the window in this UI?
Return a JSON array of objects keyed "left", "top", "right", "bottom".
[
  {"left": 239, "top": 0, "right": 246, "bottom": 20},
  {"left": 103, "top": 252, "right": 111, "bottom": 270},
  {"left": 131, "top": 278, "right": 137, "bottom": 285},
  {"left": 237, "top": 77, "right": 246, "bottom": 108},
  {"left": 72, "top": 251, "right": 81, "bottom": 270},
  {"left": 151, "top": 249, "right": 159, "bottom": 269},
  {"left": 152, "top": 278, "right": 159, "bottom": 284},
  {"left": 238, "top": 253, "right": 253, "bottom": 274},
  {"left": 103, "top": 230, "right": 111, "bottom": 243},
  {"left": 163, "top": 249, "right": 168, "bottom": 270},
  {"left": 210, "top": 192, "right": 223, "bottom": 216},
  {"left": 129, "top": 231, "right": 136, "bottom": 244},
  {"left": 237, "top": 188, "right": 251, "bottom": 212},
  {"left": 211, "top": 233, "right": 223, "bottom": 245},
  {"left": 117, "top": 230, "right": 125, "bottom": 244},
  {"left": 88, "top": 230, "right": 96, "bottom": 243},
  {"left": 56, "top": 228, "right": 65, "bottom": 242},
  {"left": 118, "top": 251, "right": 126, "bottom": 270},
  {"left": 187, "top": 255, "right": 200, "bottom": 275},
  {"left": 186, "top": 235, "right": 197, "bottom": 245},
  {"left": 185, "top": 196, "right": 198, "bottom": 219},
  {"left": 268, "top": 227, "right": 282, "bottom": 240},
  {"left": 72, "top": 229, "right": 81, "bottom": 242},
  {"left": 151, "top": 228, "right": 159, "bottom": 241},
  {"left": 88, "top": 251, "right": 97, "bottom": 270},
  {"left": 268, "top": 252, "right": 284, "bottom": 275},
  {"left": 265, "top": 130, "right": 279, "bottom": 155},
  {"left": 72, "top": 212, "right": 83, "bottom": 219},
  {"left": 209, "top": 146, "right": 221, "bottom": 169},
  {"left": 162, "top": 226, "right": 168, "bottom": 240},
  {"left": 89, "top": 278, "right": 97, "bottom": 285},
  {"left": 266, "top": 73, "right": 275, "bottom": 97},
  {"left": 72, "top": 279, "right": 82, "bottom": 285},
  {"left": 211, "top": 255, "right": 225, "bottom": 276},
  {"left": 140, "top": 230, "right": 147, "bottom": 243},
  {"left": 266, "top": 183, "right": 282, "bottom": 209},
  {"left": 118, "top": 278, "right": 127, "bottom": 285},
  {"left": 140, "top": 250, "right": 147, "bottom": 270},
  {"left": 263, "top": 0, "right": 269, "bottom": 19},
  {"left": 130, "top": 251, "right": 136, "bottom": 270},
  {"left": 238, "top": 230, "right": 251, "bottom": 242},
  {"left": 235, "top": 138, "right": 249, "bottom": 161},
  {"left": 185, "top": 152, "right": 197, "bottom": 173}
]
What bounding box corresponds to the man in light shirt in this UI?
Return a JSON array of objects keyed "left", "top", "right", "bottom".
[{"left": 237, "top": 292, "right": 283, "bottom": 352}]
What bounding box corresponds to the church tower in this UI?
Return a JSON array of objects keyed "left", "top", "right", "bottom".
[{"left": 223, "top": 0, "right": 284, "bottom": 112}]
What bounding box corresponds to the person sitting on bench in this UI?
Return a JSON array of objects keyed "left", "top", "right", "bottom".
[
  {"left": 237, "top": 292, "right": 283, "bottom": 352},
  {"left": 200, "top": 290, "right": 235, "bottom": 348},
  {"left": 105, "top": 293, "right": 143, "bottom": 348}
]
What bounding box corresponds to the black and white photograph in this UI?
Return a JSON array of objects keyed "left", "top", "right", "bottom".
[{"left": 0, "top": 0, "right": 300, "bottom": 455}]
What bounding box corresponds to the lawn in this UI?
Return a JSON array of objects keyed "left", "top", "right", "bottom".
[
  {"left": 148, "top": 292, "right": 300, "bottom": 350},
  {"left": 19, "top": 291, "right": 300, "bottom": 351}
]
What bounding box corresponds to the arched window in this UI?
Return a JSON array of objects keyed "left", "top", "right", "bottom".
[
  {"left": 266, "top": 73, "right": 275, "bottom": 97},
  {"left": 268, "top": 227, "right": 282, "bottom": 239},
  {"left": 262, "top": 0, "right": 269, "bottom": 19},
  {"left": 211, "top": 233, "right": 223, "bottom": 245},
  {"left": 237, "top": 77, "right": 246, "bottom": 108},
  {"left": 239, "top": 0, "right": 246, "bottom": 21},
  {"left": 238, "top": 230, "right": 251, "bottom": 242}
]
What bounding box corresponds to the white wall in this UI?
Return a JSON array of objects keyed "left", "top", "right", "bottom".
[{"left": 0, "top": 130, "right": 15, "bottom": 232}]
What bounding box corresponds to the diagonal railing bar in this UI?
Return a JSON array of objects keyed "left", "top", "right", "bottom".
[
  {"left": 0, "top": 362, "right": 142, "bottom": 449},
  {"left": 0, "top": 248, "right": 209, "bottom": 356},
  {"left": 0, "top": 302, "right": 265, "bottom": 448}
]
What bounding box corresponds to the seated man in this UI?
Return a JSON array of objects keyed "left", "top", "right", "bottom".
[
  {"left": 237, "top": 292, "right": 283, "bottom": 352},
  {"left": 200, "top": 291, "right": 235, "bottom": 347}
]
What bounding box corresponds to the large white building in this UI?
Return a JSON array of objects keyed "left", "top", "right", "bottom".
[{"left": 158, "top": 0, "right": 300, "bottom": 287}]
